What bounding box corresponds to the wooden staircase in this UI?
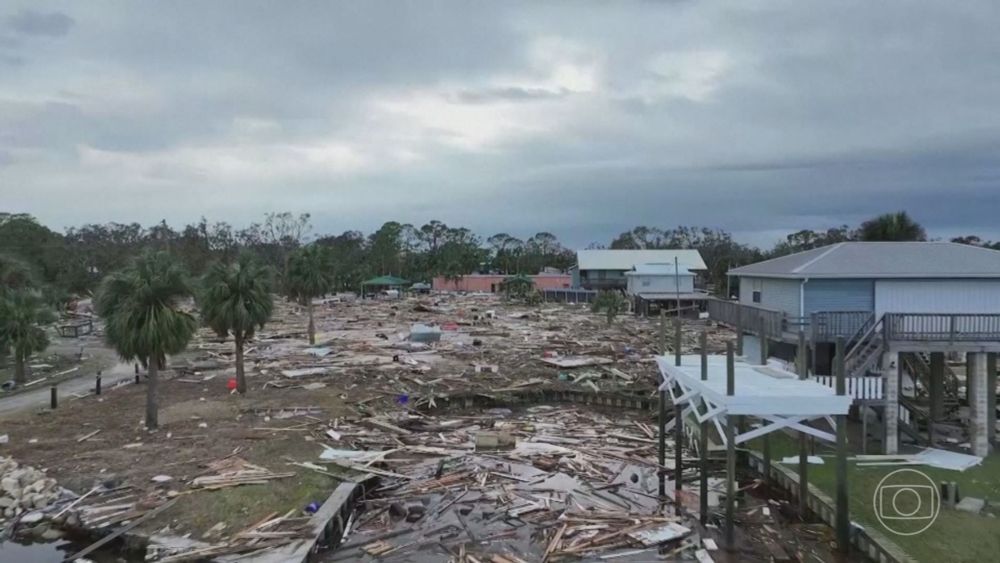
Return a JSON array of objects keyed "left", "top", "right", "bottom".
[{"left": 844, "top": 314, "right": 884, "bottom": 378}]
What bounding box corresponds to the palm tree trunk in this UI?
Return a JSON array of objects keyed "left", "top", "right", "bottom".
[
  {"left": 13, "top": 353, "right": 26, "bottom": 385},
  {"left": 146, "top": 357, "right": 159, "bottom": 429},
  {"left": 307, "top": 301, "right": 316, "bottom": 345},
  {"left": 235, "top": 335, "right": 246, "bottom": 394}
]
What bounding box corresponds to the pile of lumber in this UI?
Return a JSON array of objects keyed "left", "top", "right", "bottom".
[{"left": 190, "top": 457, "right": 295, "bottom": 490}]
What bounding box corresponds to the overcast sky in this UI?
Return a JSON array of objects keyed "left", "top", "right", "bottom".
[{"left": 2, "top": 1, "right": 999, "bottom": 249}]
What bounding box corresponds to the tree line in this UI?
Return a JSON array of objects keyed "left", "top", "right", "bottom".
[{"left": 1, "top": 210, "right": 995, "bottom": 300}]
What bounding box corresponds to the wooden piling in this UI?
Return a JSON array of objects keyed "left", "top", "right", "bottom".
[
  {"left": 797, "top": 330, "right": 809, "bottom": 517},
  {"left": 699, "top": 330, "right": 709, "bottom": 526},
  {"left": 725, "top": 341, "right": 736, "bottom": 550},
  {"left": 658, "top": 311, "right": 667, "bottom": 498},
  {"left": 835, "top": 337, "right": 850, "bottom": 554}
]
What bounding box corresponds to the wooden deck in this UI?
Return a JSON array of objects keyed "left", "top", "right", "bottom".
[{"left": 707, "top": 298, "right": 1000, "bottom": 348}]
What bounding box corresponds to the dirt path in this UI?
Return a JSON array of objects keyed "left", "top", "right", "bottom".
[{"left": 0, "top": 335, "right": 127, "bottom": 420}]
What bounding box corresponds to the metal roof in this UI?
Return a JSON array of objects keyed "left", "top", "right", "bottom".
[
  {"left": 729, "top": 242, "right": 1000, "bottom": 279},
  {"left": 625, "top": 263, "right": 697, "bottom": 276},
  {"left": 576, "top": 249, "right": 706, "bottom": 271}
]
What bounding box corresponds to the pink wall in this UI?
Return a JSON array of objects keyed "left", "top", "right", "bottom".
[{"left": 432, "top": 274, "right": 571, "bottom": 292}]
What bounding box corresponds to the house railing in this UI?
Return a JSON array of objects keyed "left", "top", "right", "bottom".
[
  {"left": 706, "top": 299, "right": 785, "bottom": 338},
  {"left": 809, "top": 311, "right": 874, "bottom": 343},
  {"left": 884, "top": 313, "right": 1000, "bottom": 342}
]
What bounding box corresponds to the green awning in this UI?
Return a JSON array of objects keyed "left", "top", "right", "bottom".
[{"left": 361, "top": 275, "right": 410, "bottom": 286}]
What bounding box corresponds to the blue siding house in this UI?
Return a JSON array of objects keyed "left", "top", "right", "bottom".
[{"left": 717, "top": 242, "right": 1000, "bottom": 456}]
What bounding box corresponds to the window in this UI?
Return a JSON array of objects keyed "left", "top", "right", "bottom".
[{"left": 752, "top": 290, "right": 762, "bottom": 303}]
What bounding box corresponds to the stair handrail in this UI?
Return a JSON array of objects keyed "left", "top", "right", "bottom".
[{"left": 844, "top": 313, "right": 883, "bottom": 366}]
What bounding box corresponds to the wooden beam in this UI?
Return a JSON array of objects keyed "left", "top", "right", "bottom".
[
  {"left": 725, "top": 341, "right": 736, "bottom": 551},
  {"left": 699, "top": 330, "right": 709, "bottom": 527}
]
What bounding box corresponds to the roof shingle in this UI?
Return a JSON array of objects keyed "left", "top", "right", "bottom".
[{"left": 729, "top": 242, "right": 1000, "bottom": 279}]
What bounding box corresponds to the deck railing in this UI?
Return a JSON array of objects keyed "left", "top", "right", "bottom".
[
  {"left": 707, "top": 299, "right": 785, "bottom": 338},
  {"left": 884, "top": 313, "right": 1000, "bottom": 342},
  {"left": 809, "top": 311, "right": 874, "bottom": 342},
  {"left": 708, "top": 301, "right": 1000, "bottom": 345},
  {"left": 811, "top": 375, "right": 884, "bottom": 402}
]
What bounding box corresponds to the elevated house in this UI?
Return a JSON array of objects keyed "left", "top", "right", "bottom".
[
  {"left": 712, "top": 242, "right": 1000, "bottom": 456},
  {"left": 569, "top": 249, "right": 706, "bottom": 291},
  {"left": 625, "top": 263, "right": 710, "bottom": 316}
]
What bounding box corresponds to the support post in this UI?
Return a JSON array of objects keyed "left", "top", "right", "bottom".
[
  {"left": 929, "top": 352, "right": 944, "bottom": 446},
  {"left": 988, "top": 353, "right": 997, "bottom": 445},
  {"left": 673, "top": 283, "right": 684, "bottom": 515},
  {"left": 883, "top": 349, "right": 899, "bottom": 454},
  {"left": 675, "top": 398, "right": 683, "bottom": 516},
  {"left": 759, "top": 319, "right": 768, "bottom": 365},
  {"left": 835, "top": 337, "right": 850, "bottom": 554},
  {"left": 659, "top": 310, "right": 666, "bottom": 355},
  {"left": 725, "top": 341, "right": 736, "bottom": 550},
  {"left": 50, "top": 385, "right": 57, "bottom": 409},
  {"left": 674, "top": 317, "right": 682, "bottom": 367},
  {"left": 95, "top": 371, "right": 102, "bottom": 396},
  {"left": 969, "top": 353, "right": 989, "bottom": 457},
  {"left": 699, "top": 330, "right": 709, "bottom": 526},
  {"left": 659, "top": 389, "right": 667, "bottom": 498},
  {"left": 797, "top": 330, "right": 809, "bottom": 517},
  {"left": 735, "top": 308, "right": 744, "bottom": 356},
  {"left": 659, "top": 309, "right": 667, "bottom": 498}
]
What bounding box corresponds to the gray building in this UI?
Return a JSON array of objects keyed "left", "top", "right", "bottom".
[
  {"left": 710, "top": 242, "right": 1000, "bottom": 457},
  {"left": 730, "top": 242, "right": 1000, "bottom": 320},
  {"left": 570, "top": 249, "right": 706, "bottom": 290}
]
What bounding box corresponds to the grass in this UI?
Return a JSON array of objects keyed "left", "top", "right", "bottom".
[
  {"left": 152, "top": 468, "right": 340, "bottom": 537},
  {"left": 750, "top": 432, "right": 1000, "bottom": 563},
  {"left": 142, "top": 435, "right": 345, "bottom": 539}
]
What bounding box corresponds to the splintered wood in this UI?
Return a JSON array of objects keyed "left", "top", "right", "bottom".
[
  {"left": 329, "top": 407, "right": 696, "bottom": 561},
  {"left": 190, "top": 457, "right": 294, "bottom": 489}
]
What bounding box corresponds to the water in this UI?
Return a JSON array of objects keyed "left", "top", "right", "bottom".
[
  {"left": 0, "top": 537, "right": 123, "bottom": 562},
  {"left": 0, "top": 539, "right": 77, "bottom": 563}
]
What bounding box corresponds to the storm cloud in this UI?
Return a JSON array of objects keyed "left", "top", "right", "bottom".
[{"left": 1, "top": 1, "right": 999, "bottom": 248}]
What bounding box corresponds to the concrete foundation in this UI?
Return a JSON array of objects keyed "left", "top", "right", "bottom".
[{"left": 969, "top": 353, "right": 989, "bottom": 457}]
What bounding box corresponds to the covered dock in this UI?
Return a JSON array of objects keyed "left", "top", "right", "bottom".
[{"left": 655, "top": 335, "right": 853, "bottom": 554}]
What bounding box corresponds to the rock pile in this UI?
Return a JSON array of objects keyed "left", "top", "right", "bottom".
[{"left": 0, "top": 456, "right": 61, "bottom": 519}]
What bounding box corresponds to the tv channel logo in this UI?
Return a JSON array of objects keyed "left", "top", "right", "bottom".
[{"left": 872, "top": 468, "right": 940, "bottom": 536}]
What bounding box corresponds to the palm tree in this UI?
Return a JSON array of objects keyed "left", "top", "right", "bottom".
[
  {"left": 0, "top": 253, "right": 35, "bottom": 292},
  {"left": 0, "top": 290, "right": 55, "bottom": 385},
  {"left": 857, "top": 212, "right": 927, "bottom": 242},
  {"left": 95, "top": 251, "right": 197, "bottom": 429},
  {"left": 285, "top": 245, "right": 333, "bottom": 345},
  {"left": 199, "top": 254, "right": 274, "bottom": 394}
]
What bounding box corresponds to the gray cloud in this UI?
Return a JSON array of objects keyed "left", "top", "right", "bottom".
[
  {"left": 7, "top": 9, "right": 73, "bottom": 37},
  {"left": 1, "top": 1, "right": 999, "bottom": 249}
]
